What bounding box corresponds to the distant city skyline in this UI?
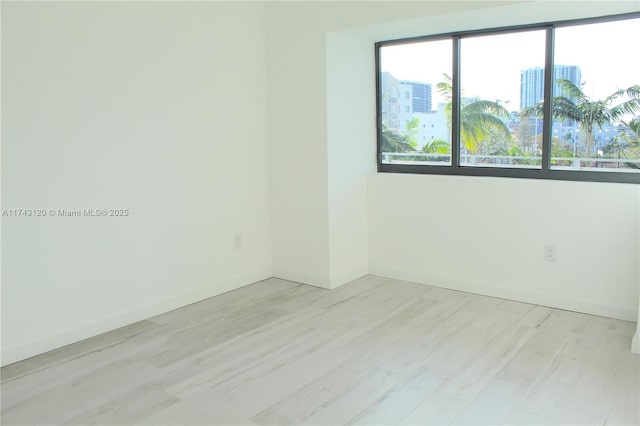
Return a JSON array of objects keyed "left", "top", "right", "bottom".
[
  {"left": 380, "top": 67, "right": 626, "bottom": 153},
  {"left": 380, "top": 17, "right": 638, "bottom": 111},
  {"left": 382, "top": 65, "right": 584, "bottom": 113},
  {"left": 520, "top": 65, "right": 582, "bottom": 110}
]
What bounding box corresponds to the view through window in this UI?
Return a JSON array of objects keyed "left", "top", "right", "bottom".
[
  {"left": 377, "top": 14, "right": 640, "bottom": 183},
  {"left": 379, "top": 39, "right": 452, "bottom": 166},
  {"left": 551, "top": 19, "right": 639, "bottom": 171},
  {"left": 459, "top": 30, "right": 545, "bottom": 168}
]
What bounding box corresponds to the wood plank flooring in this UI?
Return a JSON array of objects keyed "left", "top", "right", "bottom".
[{"left": 1, "top": 275, "right": 638, "bottom": 425}]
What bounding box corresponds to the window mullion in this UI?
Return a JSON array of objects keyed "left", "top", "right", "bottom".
[
  {"left": 452, "top": 37, "right": 461, "bottom": 168},
  {"left": 541, "top": 26, "right": 555, "bottom": 172}
]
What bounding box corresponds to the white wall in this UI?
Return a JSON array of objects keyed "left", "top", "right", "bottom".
[
  {"left": 326, "top": 33, "right": 376, "bottom": 287},
  {"left": 1, "top": 2, "right": 273, "bottom": 365},
  {"left": 369, "top": 174, "right": 639, "bottom": 320},
  {"left": 266, "top": 4, "right": 331, "bottom": 287}
]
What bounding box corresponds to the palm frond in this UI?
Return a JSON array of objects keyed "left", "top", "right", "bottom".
[
  {"left": 463, "top": 100, "right": 510, "bottom": 118},
  {"left": 460, "top": 120, "right": 480, "bottom": 153},
  {"left": 555, "top": 79, "right": 587, "bottom": 102},
  {"left": 522, "top": 101, "right": 544, "bottom": 118},
  {"left": 422, "top": 138, "right": 450, "bottom": 154},
  {"left": 437, "top": 73, "right": 453, "bottom": 101},
  {"left": 604, "top": 84, "right": 640, "bottom": 104},
  {"left": 627, "top": 118, "right": 640, "bottom": 137},
  {"left": 551, "top": 96, "right": 583, "bottom": 122},
  {"left": 465, "top": 112, "right": 512, "bottom": 138},
  {"left": 381, "top": 127, "right": 415, "bottom": 153},
  {"left": 608, "top": 98, "right": 640, "bottom": 121}
]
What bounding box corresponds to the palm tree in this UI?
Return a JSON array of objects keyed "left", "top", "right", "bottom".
[
  {"left": 404, "top": 117, "right": 420, "bottom": 149},
  {"left": 421, "top": 138, "right": 450, "bottom": 154},
  {"left": 437, "top": 74, "right": 511, "bottom": 153},
  {"left": 381, "top": 118, "right": 421, "bottom": 153},
  {"left": 620, "top": 118, "right": 640, "bottom": 147},
  {"left": 380, "top": 125, "right": 413, "bottom": 153},
  {"left": 526, "top": 79, "right": 640, "bottom": 158},
  {"left": 617, "top": 119, "right": 640, "bottom": 168}
]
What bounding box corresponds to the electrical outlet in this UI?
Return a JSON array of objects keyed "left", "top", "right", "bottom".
[
  {"left": 234, "top": 233, "right": 243, "bottom": 249},
  {"left": 544, "top": 244, "right": 557, "bottom": 262}
]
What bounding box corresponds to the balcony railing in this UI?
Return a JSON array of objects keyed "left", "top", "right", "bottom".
[{"left": 381, "top": 152, "right": 640, "bottom": 171}]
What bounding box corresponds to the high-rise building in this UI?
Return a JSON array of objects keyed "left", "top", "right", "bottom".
[
  {"left": 380, "top": 73, "right": 433, "bottom": 132},
  {"left": 399, "top": 80, "right": 432, "bottom": 113},
  {"left": 520, "top": 65, "right": 582, "bottom": 109},
  {"left": 520, "top": 67, "right": 544, "bottom": 110}
]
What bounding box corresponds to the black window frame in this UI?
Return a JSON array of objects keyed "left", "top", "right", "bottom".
[{"left": 375, "top": 12, "right": 640, "bottom": 184}]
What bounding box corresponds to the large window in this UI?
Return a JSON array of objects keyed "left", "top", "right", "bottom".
[{"left": 376, "top": 13, "right": 640, "bottom": 184}]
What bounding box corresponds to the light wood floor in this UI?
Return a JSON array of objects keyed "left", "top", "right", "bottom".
[{"left": 1, "top": 275, "right": 638, "bottom": 426}]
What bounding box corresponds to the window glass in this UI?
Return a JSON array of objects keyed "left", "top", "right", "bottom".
[
  {"left": 379, "top": 40, "right": 452, "bottom": 165},
  {"left": 459, "top": 30, "right": 546, "bottom": 168},
  {"left": 551, "top": 19, "right": 640, "bottom": 172}
]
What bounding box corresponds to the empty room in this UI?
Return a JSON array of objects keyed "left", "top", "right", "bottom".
[{"left": 1, "top": 1, "right": 639, "bottom": 425}]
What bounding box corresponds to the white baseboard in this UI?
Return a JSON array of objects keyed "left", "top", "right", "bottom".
[
  {"left": 0, "top": 268, "right": 272, "bottom": 367},
  {"left": 272, "top": 267, "right": 368, "bottom": 290},
  {"left": 329, "top": 267, "right": 368, "bottom": 289},
  {"left": 272, "top": 268, "right": 331, "bottom": 289},
  {"left": 369, "top": 267, "right": 638, "bottom": 322}
]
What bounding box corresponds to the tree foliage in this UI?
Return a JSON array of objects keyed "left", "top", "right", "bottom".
[
  {"left": 380, "top": 125, "right": 414, "bottom": 153},
  {"left": 615, "top": 118, "right": 640, "bottom": 168},
  {"left": 524, "top": 79, "right": 640, "bottom": 158},
  {"left": 437, "top": 74, "right": 512, "bottom": 153},
  {"left": 421, "top": 138, "right": 450, "bottom": 154}
]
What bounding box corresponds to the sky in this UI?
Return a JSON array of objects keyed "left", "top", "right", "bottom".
[{"left": 380, "top": 18, "right": 639, "bottom": 111}]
